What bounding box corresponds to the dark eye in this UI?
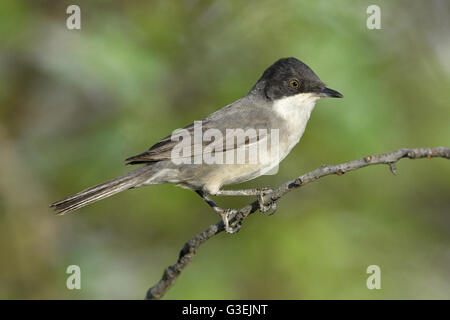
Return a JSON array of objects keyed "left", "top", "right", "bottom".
[{"left": 289, "top": 79, "right": 300, "bottom": 89}]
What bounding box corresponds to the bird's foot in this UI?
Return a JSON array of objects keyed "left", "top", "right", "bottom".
[
  {"left": 218, "top": 208, "right": 241, "bottom": 234},
  {"left": 257, "top": 188, "right": 278, "bottom": 215}
]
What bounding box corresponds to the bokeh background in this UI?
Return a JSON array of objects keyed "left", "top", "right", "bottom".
[{"left": 0, "top": 0, "right": 449, "bottom": 299}]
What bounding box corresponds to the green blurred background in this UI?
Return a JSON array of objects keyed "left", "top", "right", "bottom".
[{"left": 0, "top": 0, "right": 449, "bottom": 299}]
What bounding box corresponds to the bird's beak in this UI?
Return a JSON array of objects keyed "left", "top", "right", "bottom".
[{"left": 319, "top": 87, "right": 343, "bottom": 98}]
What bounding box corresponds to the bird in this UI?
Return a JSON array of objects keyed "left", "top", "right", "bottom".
[{"left": 50, "top": 57, "right": 343, "bottom": 233}]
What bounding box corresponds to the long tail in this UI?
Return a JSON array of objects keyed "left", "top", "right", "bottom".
[{"left": 50, "top": 165, "right": 155, "bottom": 215}]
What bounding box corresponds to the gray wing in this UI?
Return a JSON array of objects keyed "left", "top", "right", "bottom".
[{"left": 125, "top": 96, "right": 276, "bottom": 164}]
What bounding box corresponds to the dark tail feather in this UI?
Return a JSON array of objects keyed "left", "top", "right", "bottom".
[{"left": 50, "top": 165, "right": 155, "bottom": 215}]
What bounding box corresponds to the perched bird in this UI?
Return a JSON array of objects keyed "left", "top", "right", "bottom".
[{"left": 50, "top": 57, "right": 343, "bottom": 233}]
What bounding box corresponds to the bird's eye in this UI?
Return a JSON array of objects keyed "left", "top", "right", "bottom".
[{"left": 289, "top": 79, "right": 300, "bottom": 89}]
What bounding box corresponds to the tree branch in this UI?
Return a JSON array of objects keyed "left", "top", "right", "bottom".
[{"left": 145, "top": 147, "right": 450, "bottom": 299}]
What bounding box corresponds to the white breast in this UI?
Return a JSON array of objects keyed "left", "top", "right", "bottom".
[{"left": 273, "top": 93, "right": 319, "bottom": 161}]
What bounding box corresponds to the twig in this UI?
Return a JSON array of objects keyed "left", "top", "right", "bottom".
[{"left": 146, "top": 147, "right": 450, "bottom": 299}]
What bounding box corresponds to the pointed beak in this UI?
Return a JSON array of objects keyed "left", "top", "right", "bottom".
[{"left": 319, "top": 87, "right": 343, "bottom": 98}]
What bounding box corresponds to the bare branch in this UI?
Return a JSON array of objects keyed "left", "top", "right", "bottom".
[{"left": 146, "top": 147, "right": 450, "bottom": 299}]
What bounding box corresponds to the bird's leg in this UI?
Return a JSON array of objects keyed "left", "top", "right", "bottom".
[
  {"left": 213, "top": 188, "right": 278, "bottom": 215},
  {"left": 213, "top": 189, "right": 265, "bottom": 196},
  {"left": 195, "top": 190, "right": 241, "bottom": 234},
  {"left": 257, "top": 189, "right": 278, "bottom": 215}
]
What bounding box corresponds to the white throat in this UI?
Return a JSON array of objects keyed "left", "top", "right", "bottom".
[
  {"left": 272, "top": 93, "right": 319, "bottom": 159},
  {"left": 273, "top": 93, "right": 319, "bottom": 121}
]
